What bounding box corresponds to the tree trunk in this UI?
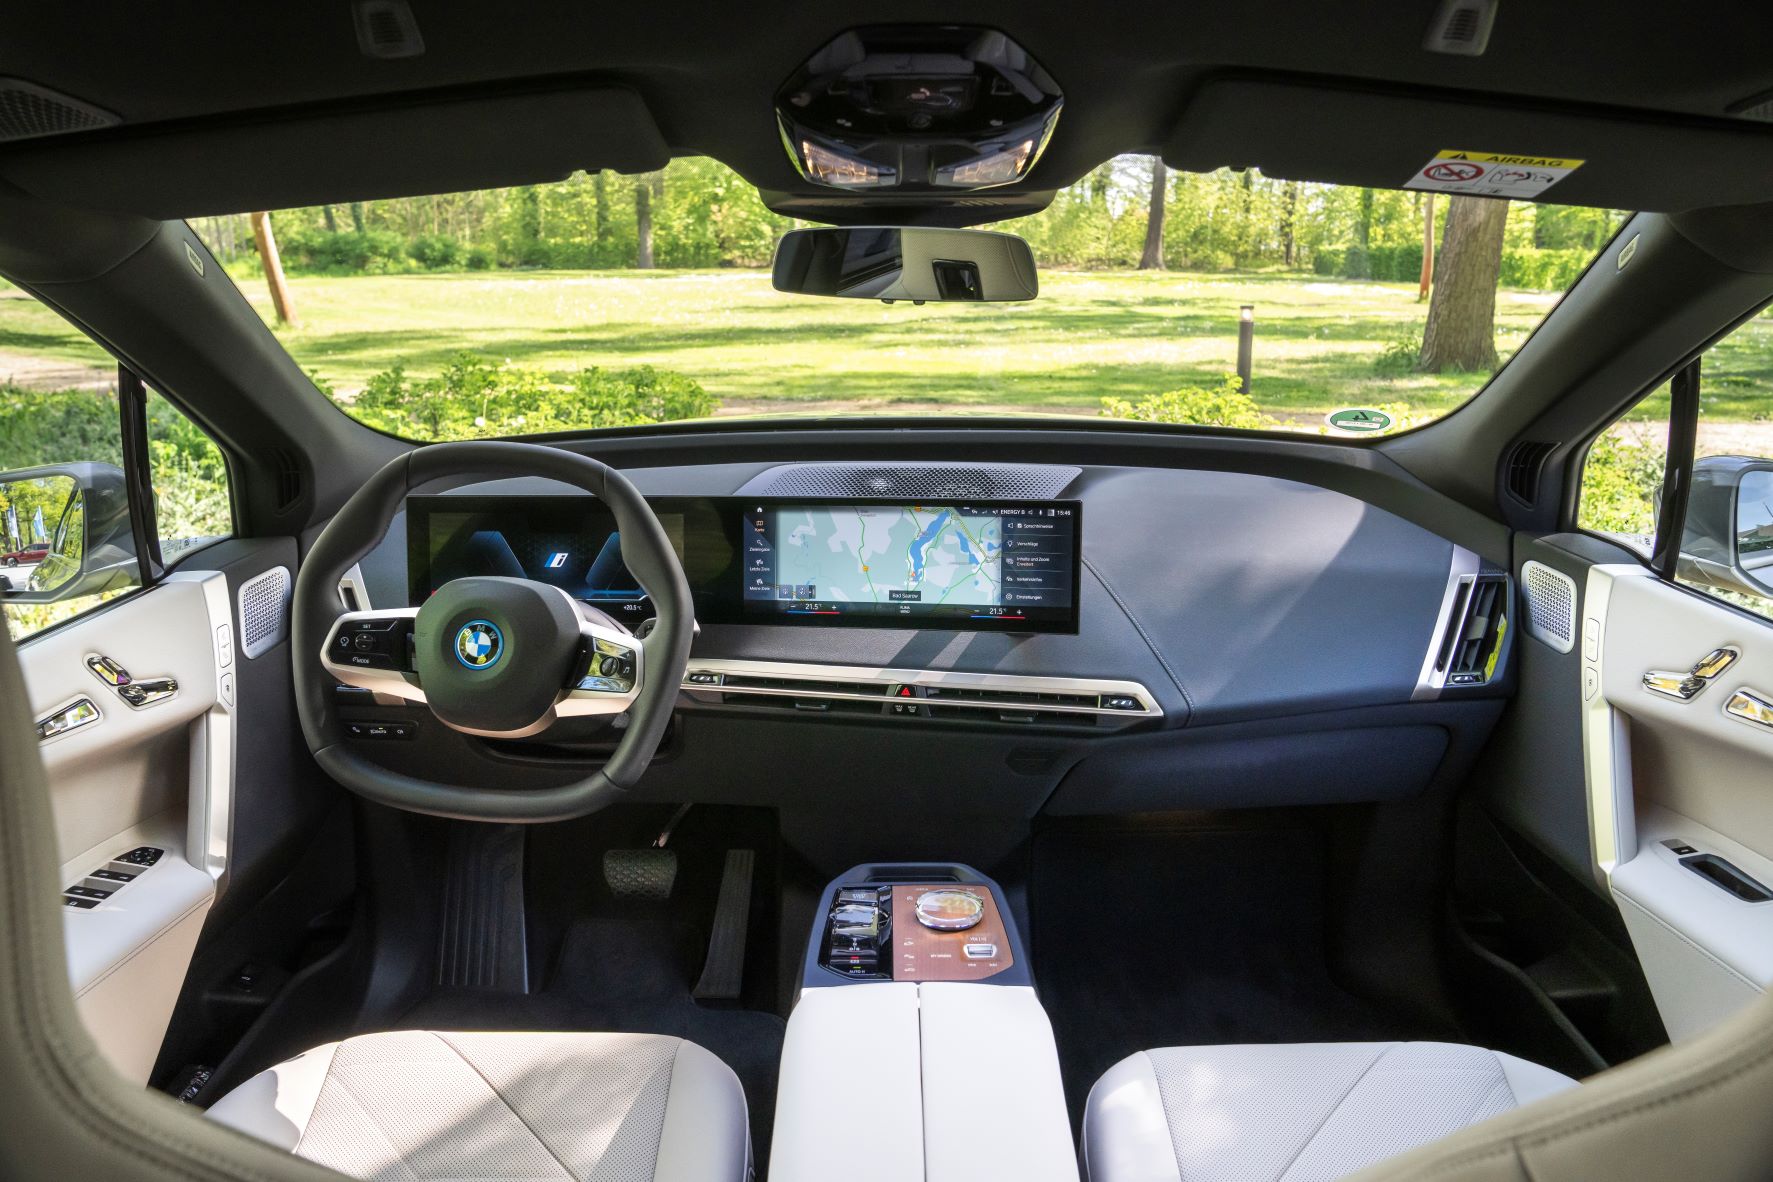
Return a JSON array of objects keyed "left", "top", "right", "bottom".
[
  {"left": 322, "top": 204, "right": 338, "bottom": 233},
  {"left": 1417, "top": 196, "right": 1509, "bottom": 373},
  {"left": 1417, "top": 193, "right": 1436, "bottom": 301},
  {"left": 249, "top": 211, "right": 298, "bottom": 327},
  {"left": 593, "top": 172, "right": 610, "bottom": 262},
  {"left": 1281, "top": 181, "right": 1300, "bottom": 268},
  {"left": 349, "top": 202, "right": 365, "bottom": 233},
  {"left": 635, "top": 177, "right": 655, "bottom": 269},
  {"left": 1138, "top": 159, "right": 1167, "bottom": 270}
]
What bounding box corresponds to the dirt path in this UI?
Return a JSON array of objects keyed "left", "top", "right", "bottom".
[{"left": 0, "top": 350, "right": 113, "bottom": 392}]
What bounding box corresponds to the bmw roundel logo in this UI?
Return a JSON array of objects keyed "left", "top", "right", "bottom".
[{"left": 454, "top": 620, "right": 503, "bottom": 670}]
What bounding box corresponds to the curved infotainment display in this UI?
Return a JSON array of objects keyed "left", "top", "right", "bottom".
[
  {"left": 408, "top": 495, "right": 1080, "bottom": 633},
  {"left": 741, "top": 502, "right": 1078, "bottom": 630}
]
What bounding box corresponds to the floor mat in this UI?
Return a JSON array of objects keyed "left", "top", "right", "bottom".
[
  {"left": 1032, "top": 817, "right": 1447, "bottom": 1128},
  {"left": 399, "top": 915, "right": 786, "bottom": 1168}
]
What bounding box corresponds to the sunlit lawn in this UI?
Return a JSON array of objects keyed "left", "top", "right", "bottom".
[{"left": 7, "top": 268, "right": 1770, "bottom": 421}]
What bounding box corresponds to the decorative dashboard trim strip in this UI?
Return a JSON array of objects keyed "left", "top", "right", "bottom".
[
  {"left": 1412, "top": 545, "right": 1482, "bottom": 702},
  {"left": 680, "top": 658, "right": 1160, "bottom": 719}
]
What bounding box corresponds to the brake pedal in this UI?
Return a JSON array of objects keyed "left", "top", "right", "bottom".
[
  {"left": 603, "top": 848, "right": 678, "bottom": 900},
  {"left": 693, "top": 849, "right": 755, "bottom": 1001}
]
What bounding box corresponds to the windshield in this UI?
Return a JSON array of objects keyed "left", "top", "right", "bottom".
[{"left": 182, "top": 157, "right": 1623, "bottom": 439}]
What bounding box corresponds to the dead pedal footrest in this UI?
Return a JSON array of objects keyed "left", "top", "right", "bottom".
[{"left": 692, "top": 849, "right": 755, "bottom": 1000}]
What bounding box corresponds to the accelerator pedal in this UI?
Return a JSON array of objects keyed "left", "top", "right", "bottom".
[{"left": 692, "top": 848, "right": 756, "bottom": 1001}]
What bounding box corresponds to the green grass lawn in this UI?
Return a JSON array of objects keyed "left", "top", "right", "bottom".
[{"left": 7, "top": 268, "right": 1772, "bottom": 422}]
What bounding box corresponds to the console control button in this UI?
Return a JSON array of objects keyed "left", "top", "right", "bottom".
[{"left": 963, "top": 942, "right": 998, "bottom": 959}]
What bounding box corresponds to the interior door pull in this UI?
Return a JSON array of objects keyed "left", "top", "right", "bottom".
[
  {"left": 1724, "top": 687, "right": 1773, "bottom": 731},
  {"left": 1643, "top": 646, "right": 1740, "bottom": 701}
]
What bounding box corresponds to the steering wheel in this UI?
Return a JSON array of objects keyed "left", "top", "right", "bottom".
[{"left": 291, "top": 441, "right": 695, "bottom": 823}]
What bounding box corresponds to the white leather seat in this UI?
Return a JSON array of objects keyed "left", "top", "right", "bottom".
[
  {"left": 1083, "top": 1041, "right": 1578, "bottom": 1182},
  {"left": 206, "top": 1029, "right": 750, "bottom": 1182}
]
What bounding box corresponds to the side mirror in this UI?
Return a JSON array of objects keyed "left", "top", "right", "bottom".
[
  {"left": 771, "top": 226, "right": 1038, "bottom": 302},
  {"left": 0, "top": 462, "right": 135, "bottom": 604},
  {"left": 1675, "top": 456, "right": 1773, "bottom": 599}
]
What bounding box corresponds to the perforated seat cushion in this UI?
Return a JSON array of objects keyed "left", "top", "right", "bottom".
[
  {"left": 205, "top": 1030, "right": 750, "bottom": 1182},
  {"left": 1083, "top": 1041, "right": 1579, "bottom": 1182}
]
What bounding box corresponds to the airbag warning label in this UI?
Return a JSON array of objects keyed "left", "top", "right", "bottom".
[{"left": 1404, "top": 150, "right": 1583, "bottom": 199}]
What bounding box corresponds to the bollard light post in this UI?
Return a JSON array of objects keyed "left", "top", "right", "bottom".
[{"left": 1236, "top": 304, "right": 1255, "bottom": 393}]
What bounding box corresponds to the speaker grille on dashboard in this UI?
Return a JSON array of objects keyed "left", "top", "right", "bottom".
[
  {"left": 1520, "top": 560, "right": 1577, "bottom": 654},
  {"left": 0, "top": 78, "right": 118, "bottom": 143},
  {"left": 237, "top": 567, "right": 292, "bottom": 660},
  {"left": 742, "top": 462, "right": 1080, "bottom": 500}
]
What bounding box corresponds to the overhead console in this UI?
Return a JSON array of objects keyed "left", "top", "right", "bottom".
[{"left": 407, "top": 493, "right": 1080, "bottom": 633}]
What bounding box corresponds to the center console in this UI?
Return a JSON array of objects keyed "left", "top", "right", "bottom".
[
  {"left": 810, "top": 864, "right": 1028, "bottom": 985},
  {"left": 771, "top": 863, "right": 1077, "bottom": 1182}
]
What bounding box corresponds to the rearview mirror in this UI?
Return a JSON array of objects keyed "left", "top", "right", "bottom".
[
  {"left": 0, "top": 463, "right": 135, "bottom": 604},
  {"left": 1675, "top": 456, "right": 1773, "bottom": 599},
  {"left": 772, "top": 227, "right": 1038, "bottom": 302}
]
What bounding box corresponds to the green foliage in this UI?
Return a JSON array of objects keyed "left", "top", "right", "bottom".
[
  {"left": 1578, "top": 428, "right": 1668, "bottom": 537},
  {"left": 1373, "top": 325, "right": 1426, "bottom": 375},
  {"left": 1100, "top": 375, "right": 1271, "bottom": 429},
  {"left": 344, "top": 352, "right": 717, "bottom": 441}
]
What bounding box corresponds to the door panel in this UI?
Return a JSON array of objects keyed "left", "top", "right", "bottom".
[
  {"left": 1585, "top": 565, "right": 1773, "bottom": 1039},
  {"left": 18, "top": 570, "right": 237, "bottom": 1082}
]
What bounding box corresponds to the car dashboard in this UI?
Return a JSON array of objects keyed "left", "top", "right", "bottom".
[{"left": 334, "top": 458, "right": 1511, "bottom": 837}]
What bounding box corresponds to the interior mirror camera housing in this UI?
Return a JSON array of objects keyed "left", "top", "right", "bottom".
[
  {"left": 772, "top": 226, "right": 1038, "bottom": 302},
  {"left": 1676, "top": 455, "right": 1773, "bottom": 599},
  {"left": 0, "top": 461, "right": 134, "bottom": 604}
]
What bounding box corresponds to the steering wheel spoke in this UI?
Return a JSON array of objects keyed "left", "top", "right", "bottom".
[
  {"left": 561, "top": 619, "right": 644, "bottom": 717},
  {"left": 320, "top": 608, "right": 425, "bottom": 703}
]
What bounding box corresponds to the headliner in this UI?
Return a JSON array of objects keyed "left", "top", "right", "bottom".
[{"left": 1, "top": 2, "right": 1771, "bottom": 221}]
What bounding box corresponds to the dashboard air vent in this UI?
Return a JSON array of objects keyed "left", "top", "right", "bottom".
[
  {"left": 1436, "top": 573, "right": 1510, "bottom": 686},
  {"left": 743, "top": 462, "right": 1079, "bottom": 500},
  {"left": 1503, "top": 440, "right": 1558, "bottom": 507},
  {"left": 353, "top": 0, "right": 425, "bottom": 59}
]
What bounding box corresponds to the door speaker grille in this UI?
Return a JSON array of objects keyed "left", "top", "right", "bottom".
[
  {"left": 742, "top": 461, "right": 1079, "bottom": 500},
  {"left": 237, "top": 567, "right": 292, "bottom": 660},
  {"left": 0, "top": 78, "right": 118, "bottom": 143},
  {"left": 1520, "top": 560, "right": 1576, "bottom": 654}
]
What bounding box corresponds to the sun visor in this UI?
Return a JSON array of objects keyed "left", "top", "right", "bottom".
[
  {"left": 0, "top": 87, "right": 669, "bottom": 218},
  {"left": 1164, "top": 77, "right": 1773, "bottom": 212}
]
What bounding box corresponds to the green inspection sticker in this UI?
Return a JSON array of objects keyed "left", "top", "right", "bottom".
[{"left": 1326, "top": 408, "right": 1393, "bottom": 434}]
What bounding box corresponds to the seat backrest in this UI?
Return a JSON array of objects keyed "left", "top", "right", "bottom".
[
  {"left": 0, "top": 623, "right": 344, "bottom": 1182},
  {"left": 1348, "top": 982, "right": 1773, "bottom": 1178}
]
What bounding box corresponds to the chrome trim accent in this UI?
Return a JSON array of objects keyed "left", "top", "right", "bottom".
[
  {"left": 1724, "top": 687, "right": 1773, "bottom": 732},
  {"left": 1412, "top": 545, "right": 1482, "bottom": 701},
  {"left": 338, "top": 563, "right": 371, "bottom": 612},
  {"left": 168, "top": 570, "right": 238, "bottom": 897},
  {"left": 1581, "top": 563, "right": 1651, "bottom": 888},
  {"left": 35, "top": 695, "right": 101, "bottom": 744},
  {"left": 1643, "top": 645, "right": 1739, "bottom": 701},
  {"left": 679, "top": 658, "right": 1160, "bottom": 718}
]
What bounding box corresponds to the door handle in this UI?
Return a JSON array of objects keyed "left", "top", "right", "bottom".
[
  {"left": 1724, "top": 688, "right": 1773, "bottom": 731},
  {"left": 1643, "top": 646, "right": 1740, "bottom": 701}
]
